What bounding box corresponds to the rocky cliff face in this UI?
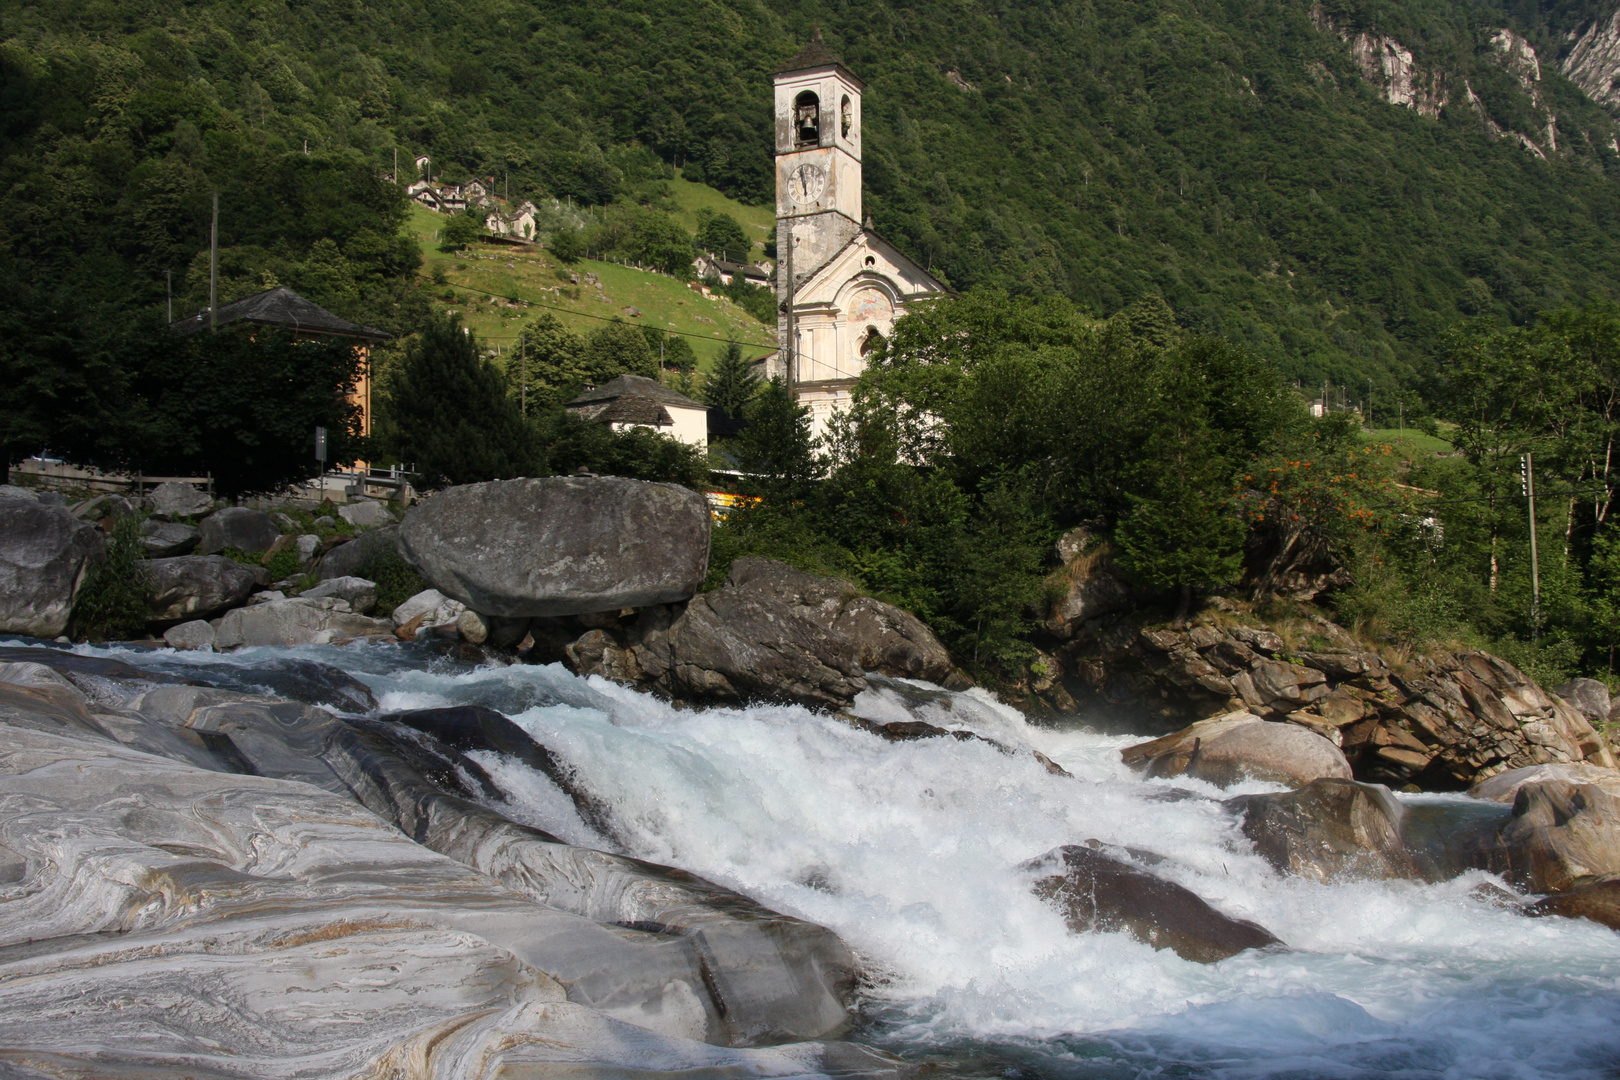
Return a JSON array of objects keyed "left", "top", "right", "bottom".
[
  {"left": 1311, "top": 6, "right": 1572, "bottom": 158},
  {"left": 1562, "top": 9, "right": 1620, "bottom": 113}
]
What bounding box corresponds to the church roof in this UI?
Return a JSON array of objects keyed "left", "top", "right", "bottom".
[
  {"left": 170, "top": 286, "right": 390, "bottom": 340},
  {"left": 565, "top": 373, "right": 706, "bottom": 411},
  {"left": 774, "top": 30, "right": 861, "bottom": 85},
  {"left": 794, "top": 227, "right": 954, "bottom": 302}
]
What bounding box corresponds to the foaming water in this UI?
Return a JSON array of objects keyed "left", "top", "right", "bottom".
[{"left": 33, "top": 640, "right": 1620, "bottom": 1078}]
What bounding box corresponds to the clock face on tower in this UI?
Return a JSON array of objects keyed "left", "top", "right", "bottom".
[{"left": 788, "top": 163, "right": 827, "bottom": 204}]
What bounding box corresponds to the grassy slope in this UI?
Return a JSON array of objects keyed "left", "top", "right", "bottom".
[
  {"left": 1361, "top": 427, "right": 1455, "bottom": 455},
  {"left": 667, "top": 172, "right": 775, "bottom": 263},
  {"left": 408, "top": 204, "right": 776, "bottom": 369}
]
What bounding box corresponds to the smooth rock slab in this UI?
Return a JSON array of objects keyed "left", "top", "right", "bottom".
[
  {"left": 399, "top": 476, "right": 711, "bottom": 618},
  {"left": 1498, "top": 780, "right": 1620, "bottom": 893},
  {"left": 0, "top": 716, "right": 880, "bottom": 1075},
  {"left": 1230, "top": 778, "right": 1420, "bottom": 883},
  {"left": 198, "top": 506, "right": 281, "bottom": 554},
  {"left": 392, "top": 588, "right": 466, "bottom": 630},
  {"left": 145, "top": 554, "right": 259, "bottom": 623},
  {"left": 0, "top": 499, "right": 105, "bottom": 638},
  {"left": 214, "top": 597, "right": 393, "bottom": 649},
  {"left": 163, "top": 619, "right": 216, "bottom": 651},
  {"left": 1470, "top": 763, "right": 1620, "bottom": 803}
]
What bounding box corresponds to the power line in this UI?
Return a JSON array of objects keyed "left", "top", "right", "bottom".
[
  {"left": 1360, "top": 487, "right": 1616, "bottom": 511},
  {"left": 441, "top": 279, "right": 775, "bottom": 350}
]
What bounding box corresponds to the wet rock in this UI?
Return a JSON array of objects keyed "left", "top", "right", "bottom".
[
  {"left": 145, "top": 554, "right": 259, "bottom": 623},
  {"left": 1470, "top": 763, "right": 1620, "bottom": 803},
  {"left": 301, "top": 574, "right": 378, "bottom": 615},
  {"left": 163, "top": 619, "right": 216, "bottom": 651},
  {"left": 392, "top": 588, "right": 465, "bottom": 630},
  {"left": 147, "top": 480, "right": 213, "bottom": 518},
  {"left": 316, "top": 523, "right": 399, "bottom": 580},
  {"left": 1526, "top": 876, "right": 1620, "bottom": 929},
  {"left": 1123, "top": 711, "right": 1352, "bottom": 788},
  {"left": 398, "top": 476, "right": 711, "bottom": 618},
  {"left": 664, "top": 586, "right": 867, "bottom": 709},
  {"left": 198, "top": 506, "right": 280, "bottom": 555},
  {"left": 1231, "top": 778, "right": 1419, "bottom": 882},
  {"left": 0, "top": 484, "right": 37, "bottom": 501},
  {"left": 0, "top": 498, "right": 105, "bottom": 638},
  {"left": 1026, "top": 843, "right": 1281, "bottom": 963},
  {"left": 139, "top": 518, "right": 200, "bottom": 556},
  {"left": 213, "top": 597, "right": 394, "bottom": 649},
  {"left": 1556, "top": 678, "right": 1612, "bottom": 728},
  {"left": 338, "top": 499, "right": 394, "bottom": 528},
  {"left": 1498, "top": 780, "right": 1620, "bottom": 893},
  {"left": 831, "top": 596, "right": 953, "bottom": 682}
]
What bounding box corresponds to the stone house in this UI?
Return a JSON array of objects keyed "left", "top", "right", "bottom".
[{"left": 565, "top": 375, "right": 709, "bottom": 450}]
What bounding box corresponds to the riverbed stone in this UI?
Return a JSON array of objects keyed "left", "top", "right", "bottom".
[
  {"left": 213, "top": 597, "right": 394, "bottom": 649},
  {"left": 1470, "top": 763, "right": 1620, "bottom": 804},
  {"left": 339, "top": 499, "right": 395, "bottom": 528},
  {"left": 392, "top": 588, "right": 465, "bottom": 630},
  {"left": 315, "top": 524, "right": 400, "bottom": 581},
  {"left": 398, "top": 476, "right": 711, "bottom": 618},
  {"left": 197, "top": 507, "right": 280, "bottom": 554},
  {"left": 1026, "top": 843, "right": 1281, "bottom": 963},
  {"left": 1498, "top": 780, "right": 1620, "bottom": 893},
  {"left": 145, "top": 555, "right": 258, "bottom": 623},
  {"left": 0, "top": 499, "right": 106, "bottom": 638},
  {"left": 301, "top": 575, "right": 378, "bottom": 615},
  {"left": 147, "top": 480, "right": 214, "bottom": 518},
  {"left": 1123, "top": 712, "right": 1353, "bottom": 788},
  {"left": 162, "top": 619, "right": 216, "bottom": 651},
  {"left": 139, "top": 518, "right": 200, "bottom": 556},
  {"left": 1231, "top": 778, "right": 1418, "bottom": 883}
]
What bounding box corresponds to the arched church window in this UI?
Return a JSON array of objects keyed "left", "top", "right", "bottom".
[
  {"left": 795, "top": 91, "right": 821, "bottom": 147},
  {"left": 859, "top": 327, "right": 884, "bottom": 358},
  {"left": 841, "top": 95, "right": 852, "bottom": 139}
]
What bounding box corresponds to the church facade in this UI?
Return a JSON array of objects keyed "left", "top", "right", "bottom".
[{"left": 768, "top": 35, "right": 948, "bottom": 439}]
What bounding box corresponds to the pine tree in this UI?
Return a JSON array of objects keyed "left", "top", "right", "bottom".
[
  {"left": 386, "top": 313, "right": 541, "bottom": 488},
  {"left": 734, "top": 377, "right": 818, "bottom": 502},
  {"left": 702, "top": 340, "right": 762, "bottom": 420}
]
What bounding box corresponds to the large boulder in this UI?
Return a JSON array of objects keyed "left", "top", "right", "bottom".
[
  {"left": 316, "top": 524, "right": 399, "bottom": 580},
  {"left": 0, "top": 499, "right": 105, "bottom": 637},
  {"left": 662, "top": 586, "right": 867, "bottom": 709},
  {"left": 138, "top": 519, "right": 200, "bottom": 557},
  {"left": 1470, "top": 763, "right": 1620, "bottom": 804},
  {"left": 1123, "top": 711, "right": 1353, "bottom": 788},
  {"left": 213, "top": 597, "right": 394, "bottom": 649},
  {"left": 1556, "top": 678, "right": 1613, "bottom": 728},
  {"left": 197, "top": 507, "right": 280, "bottom": 555},
  {"left": 145, "top": 555, "right": 259, "bottom": 623},
  {"left": 1231, "top": 778, "right": 1418, "bottom": 883},
  {"left": 1498, "top": 780, "right": 1620, "bottom": 893},
  {"left": 398, "top": 476, "right": 711, "bottom": 618},
  {"left": 1045, "top": 544, "right": 1135, "bottom": 639},
  {"left": 147, "top": 480, "right": 213, "bottom": 518},
  {"left": 1026, "top": 843, "right": 1281, "bottom": 963}
]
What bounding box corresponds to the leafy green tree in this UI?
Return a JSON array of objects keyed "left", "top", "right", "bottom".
[
  {"left": 695, "top": 210, "right": 751, "bottom": 262},
  {"left": 703, "top": 340, "right": 763, "bottom": 420},
  {"left": 538, "top": 408, "right": 708, "bottom": 488},
  {"left": 439, "top": 212, "right": 486, "bottom": 251},
  {"left": 549, "top": 228, "right": 584, "bottom": 264},
  {"left": 385, "top": 314, "right": 540, "bottom": 488},
  {"left": 580, "top": 317, "right": 657, "bottom": 382},
  {"left": 508, "top": 314, "right": 587, "bottom": 409}
]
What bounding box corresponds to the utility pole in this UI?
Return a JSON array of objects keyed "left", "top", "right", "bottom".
[
  {"left": 1367, "top": 378, "right": 1373, "bottom": 428},
  {"left": 165, "top": 270, "right": 172, "bottom": 323},
  {"left": 1523, "top": 452, "right": 1541, "bottom": 640},
  {"left": 209, "top": 192, "right": 219, "bottom": 332},
  {"left": 784, "top": 225, "right": 796, "bottom": 394}
]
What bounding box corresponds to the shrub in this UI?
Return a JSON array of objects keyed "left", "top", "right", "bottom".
[{"left": 71, "top": 518, "right": 151, "bottom": 642}]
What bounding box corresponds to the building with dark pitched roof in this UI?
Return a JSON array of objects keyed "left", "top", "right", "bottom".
[
  {"left": 565, "top": 374, "right": 710, "bottom": 449},
  {"left": 170, "top": 286, "right": 389, "bottom": 440}
]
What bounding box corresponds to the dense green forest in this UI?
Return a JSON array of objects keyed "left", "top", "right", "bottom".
[{"left": 7, "top": 0, "right": 1620, "bottom": 412}]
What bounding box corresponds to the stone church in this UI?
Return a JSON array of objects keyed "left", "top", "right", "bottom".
[{"left": 768, "top": 33, "right": 948, "bottom": 440}]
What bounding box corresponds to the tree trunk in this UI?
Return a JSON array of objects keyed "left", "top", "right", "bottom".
[{"left": 1173, "top": 583, "right": 1192, "bottom": 629}]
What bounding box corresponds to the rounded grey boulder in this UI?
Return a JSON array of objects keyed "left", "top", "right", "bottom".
[
  {"left": 147, "top": 480, "right": 214, "bottom": 518},
  {"left": 139, "top": 519, "right": 201, "bottom": 557},
  {"left": 0, "top": 500, "right": 105, "bottom": 637},
  {"left": 198, "top": 507, "right": 281, "bottom": 555},
  {"left": 399, "top": 476, "right": 711, "bottom": 618},
  {"left": 145, "top": 555, "right": 259, "bottom": 623}
]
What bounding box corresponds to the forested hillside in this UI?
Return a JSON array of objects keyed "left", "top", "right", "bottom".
[{"left": 6, "top": 0, "right": 1620, "bottom": 402}]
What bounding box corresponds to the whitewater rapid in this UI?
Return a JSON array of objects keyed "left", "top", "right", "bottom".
[{"left": 92, "top": 643, "right": 1620, "bottom": 1077}]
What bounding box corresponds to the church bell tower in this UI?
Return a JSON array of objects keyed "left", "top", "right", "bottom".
[{"left": 773, "top": 31, "right": 864, "bottom": 383}]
